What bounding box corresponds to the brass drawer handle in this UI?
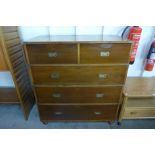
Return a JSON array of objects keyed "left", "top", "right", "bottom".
[
  {"left": 98, "top": 73, "right": 108, "bottom": 79},
  {"left": 55, "top": 112, "right": 63, "bottom": 115},
  {"left": 100, "top": 44, "right": 112, "bottom": 48},
  {"left": 52, "top": 93, "right": 61, "bottom": 98},
  {"left": 96, "top": 93, "right": 104, "bottom": 98},
  {"left": 94, "top": 112, "right": 102, "bottom": 115},
  {"left": 51, "top": 73, "right": 60, "bottom": 79},
  {"left": 48, "top": 51, "right": 58, "bottom": 58},
  {"left": 100, "top": 51, "right": 110, "bottom": 57}
]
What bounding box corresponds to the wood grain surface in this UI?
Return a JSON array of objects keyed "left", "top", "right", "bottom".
[
  {"left": 31, "top": 65, "right": 127, "bottom": 85},
  {"left": 0, "top": 39, "right": 8, "bottom": 70},
  {"left": 35, "top": 86, "right": 122, "bottom": 103},
  {"left": 124, "top": 77, "right": 155, "bottom": 97},
  {"left": 0, "top": 87, "right": 19, "bottom": 103},
  {"left": 39, "top": 104, "right": 118, "bottom": 121},
  {"left": 80, "top": 43, "right": 131, "bottom": 64},
  {"left": 26, "top": 44, "right": 78, "bottom": 64}
]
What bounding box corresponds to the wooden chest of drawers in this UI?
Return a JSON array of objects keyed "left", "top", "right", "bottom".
[{"left": 24, "top": 35, "right": 132, "bottom": 123}]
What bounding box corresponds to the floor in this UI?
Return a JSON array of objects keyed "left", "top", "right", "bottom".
[{"left": 0, "top": 104, "right": 155, "bottom": 129}]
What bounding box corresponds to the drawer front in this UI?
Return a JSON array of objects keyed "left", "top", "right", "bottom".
[
  {"left": 126, "top": 98, "right": 155, "bottom": 108},
  {"left": 35, "top": 86, "right": 122, "bottom": 103},
  {"left": 124, "top": 108, "right": 155, "bottom": 119},
  {"left": 39, "top": 104, "right": 118, "bottom": 121},
  {"left": 32, "top": 66, "right": 127, "bottom": 85},
  {"left": 26, "top": 44, "right": 78, "bottom": 64},
  {"left": 80, "top": 43, "right": 131, "bottom": 64}
]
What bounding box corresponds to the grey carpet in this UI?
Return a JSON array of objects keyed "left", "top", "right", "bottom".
[{"left": 0, "top": 104, "right": 155, "bottom": 129}]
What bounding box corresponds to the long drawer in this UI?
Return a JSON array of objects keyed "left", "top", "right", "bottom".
[
  {"left": 126, "top": 98, "right": 155, "bottom": 108},
  {"left": 124, "top": 108, "right": 155, "bottom": 119},
  {"left": 35, "top": 86, "right": 122, "bottom": 103},
  {"left": 26, "top": 44, "right": 78, "bottom": 64},
  {"left": 39, "top": 104, "right": 118, "bottom": 121},
  {"left": 80, "top": 43, "right": 131, "bottom": 64},
  {"left": 31, "top": 66, "right": 127, "bottom": 85}
]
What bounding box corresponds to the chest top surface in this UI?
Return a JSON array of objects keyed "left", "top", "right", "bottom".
[
  {"left": 124, "top": 77, "right": 155, "bottom": 97},
  {"left": 24, "top": 35, "right": 132, "bottom": 44}
]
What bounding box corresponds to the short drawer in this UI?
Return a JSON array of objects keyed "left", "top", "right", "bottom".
[
  {"left": 124, "top": 108, "right": 155, "bottom": 119},
  {"left": 39, "top": 104, "right": 118, "bottom": 121},
  {"left": 35, "top": 86, "right": 122, "bottom": 103},
  {"left": 32, "top": 65, "right": 127, "bottom": 85},
  {"left": 80, "top": 43, "right": 131, "bottom": 64},
  {"left": 26, "top": 44, "right": 78, "bottom": 64}
]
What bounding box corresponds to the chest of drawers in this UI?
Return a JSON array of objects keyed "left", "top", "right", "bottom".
[{"left": 24, "top": 35, "right": 132, "bottom": 123}]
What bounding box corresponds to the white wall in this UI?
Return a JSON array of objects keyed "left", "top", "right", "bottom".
[
  {"left": 0, "top": 72, "right": 14, "bottom": 87},
  {"left": 1, "top": 26, "right": 155, "bottom": 87},
  {"left": 103, "top": 26, "right": 155, "bottom": 77},
  {"left": 19, "top": 26, "right": 49, "bottom": 41},
  {"left": 49, "top": 26, "right": 76, "bottom": 35}
]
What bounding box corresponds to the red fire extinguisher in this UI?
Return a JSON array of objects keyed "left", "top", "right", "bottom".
[
  {"left": 122, "top": 26, "right": 142, "bottom": 64},
  {"left": 145, "top": 41, "right": 155, "bottom": 71}
]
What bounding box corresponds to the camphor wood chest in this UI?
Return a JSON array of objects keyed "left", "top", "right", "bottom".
[{"left": 24, "top": 35, "right": 132, "bottom": 123}]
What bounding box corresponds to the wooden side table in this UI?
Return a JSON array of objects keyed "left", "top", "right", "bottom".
[{"left": 119, "top": 77, "right": 155, "bottom": 122}]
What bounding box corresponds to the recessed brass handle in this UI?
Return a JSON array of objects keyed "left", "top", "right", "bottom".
[
  {"left": 100, "top": 44, "right": 112, "bottom": 48},
  {"left": 96, "top": 93, "right": 104, "bottom": 98},
  {"left": 55, "top": 112, "right": 63, "bottom": 115},
  {"left": 51, "top": 73, "right": 60, "bottom": 79},
  {"left": 48, "top": 51, "right": 58, "bottom": 58},
  {"left": 98, "top": 73, "right": 108, "bottom": 79},
  {"left": 100, "top": 51, "right": 110, "bottom": 57},
  {"left": 52, "top": 93, "right": 61, "bottom": 98},
  {"left": 94, "top": 112, "right": 102, "bottom": 115}
]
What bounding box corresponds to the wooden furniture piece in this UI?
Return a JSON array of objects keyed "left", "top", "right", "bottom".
[
  {"left": 24, "top": 35, "right": 132, "bottom": 123},
  {"left": 0, "top": 42, "right": 8, "bottom": 70},
  {"left": 0, "top": 26, "right": 35, "bottom": 119},
  {"left": 0, "top": 29, "right": 19, "bottom": 104},
  {"left": 119, "top": 77, "right": 155, "bottom": 121},
  {"left": 0, "top": 87, "right": 19, "bottom": 103}
]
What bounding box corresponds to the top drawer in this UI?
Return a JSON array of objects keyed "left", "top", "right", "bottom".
[
  {"left": 80, "top": 43, "right": 131, "bottom": 64},
  {"left": 25, "top": 44, "right": 78, "bottom": 64}
]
